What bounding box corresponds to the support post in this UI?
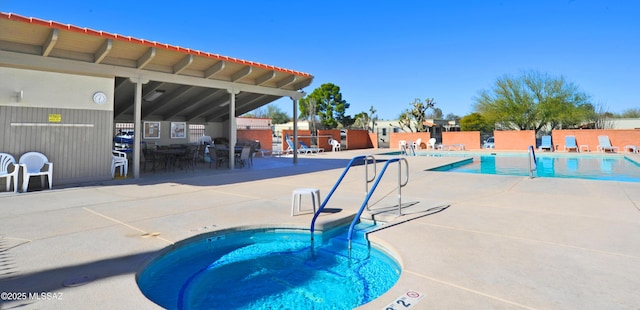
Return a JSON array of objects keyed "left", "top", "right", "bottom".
[
  {"left": 130, "top": 77, "right": 148, "bottom": 179},
  {"left": 228, "top": 88, "right": 240, "bottom": 169}
]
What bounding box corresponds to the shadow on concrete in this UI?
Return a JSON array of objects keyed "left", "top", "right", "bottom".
[
  {"left": 56, "top": 157, "right": 357, "bottom": 190},
  {"left": 0, "top": 250, "right": 158, "bottom": 308}
]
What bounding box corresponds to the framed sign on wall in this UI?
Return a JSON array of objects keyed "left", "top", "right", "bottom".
[
  {"left": 171, "top": 122, "right": 186, "bottom": 139},
  {"left": 144, "top": 121, "right": 161, "bottom": 139}
]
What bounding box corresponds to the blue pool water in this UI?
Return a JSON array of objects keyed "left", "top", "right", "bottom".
[
  {"left": 137, "top": 224, "right": 400, "bottom": 310},
  {"left": 429, "top": 153, "right": 640, "bottom": 182}
]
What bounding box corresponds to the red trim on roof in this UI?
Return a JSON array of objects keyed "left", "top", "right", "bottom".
[{"left": 1, "top": 12, "right": 311, "bottom": 78}]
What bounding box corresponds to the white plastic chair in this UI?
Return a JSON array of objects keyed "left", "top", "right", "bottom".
[
  {"left": 0, "top": 153, "right": 19, "bottom": 193},
  {"left": 428, "top": 138, "right": 437, "bottom": 150},
  {"left": 330, "top": 139, "right": 341, "bottom": 151},
  {"left": 19, "top": 152, "right": 53, "bottom": 192},
  {"left": 111, "top": 150, "right": 128, "bottom": 178},
  {"left": 412, "top": 138, "right": 422, "bottom": 150}
]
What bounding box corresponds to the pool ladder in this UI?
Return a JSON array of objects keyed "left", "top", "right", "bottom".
[
  {"left": 401, "top": 143, "right": 416, "bottom": 156},
  {"left": 346, "top": 157, "right": 408, "bottom": 259},
  {"left": 528, "top": 145, "right": 537, "bottom": 179},
  {"left": 309, "top": 156, "right": 409, "bottom": 256},
  {"left": 310, "top": 155, "right": 376, "bottom": 247}
]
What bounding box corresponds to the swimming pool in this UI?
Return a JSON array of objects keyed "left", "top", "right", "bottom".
[
  {"left": 137, "top": 224, "right": 400, "bottom": 309},
  {"left": 428, "top": 153, "right": 640, "bottom": 182}
]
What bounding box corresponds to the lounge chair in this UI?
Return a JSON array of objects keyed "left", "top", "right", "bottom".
[
  {"left": 539, "top": 135, "right": 553, "bottom": 151},
  {"left": 299, "top": 141, "right": 324, "bottom": 155},
  {"left": 18, "top": 151, "right": 53, "bottom": 192},
  {"left": 564, "top": 136, "right": 578, "bottom": 152},
  {"left": 285, "top": 138, "right": 308, "bottom": 155},
  {"left": 597, "top": 135, "right": 619, "bottom": 153},
  {"left": 0, "top": 153, "right": 19, "bottom": 193}
]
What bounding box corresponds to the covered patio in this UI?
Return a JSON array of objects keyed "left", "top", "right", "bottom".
[{"left": 0, "top": 12, "right": 313, "bottom": 186}]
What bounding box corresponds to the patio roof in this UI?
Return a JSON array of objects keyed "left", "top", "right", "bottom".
[{"left": 0, "top": 12, "right": 313, "bottom": 122}]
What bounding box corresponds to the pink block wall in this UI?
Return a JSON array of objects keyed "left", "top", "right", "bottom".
[
  {"left": 389, "top": 132, "right": 431, "bottom": 149},
  {"left": 494, "top": 130, "right": 536, "bottom": 150},
  {"left": 442, "top": 131, "right": 481, "bottom": 150},
  {"left": 551, "top": 129, "right": 640, "bottom": 152}
]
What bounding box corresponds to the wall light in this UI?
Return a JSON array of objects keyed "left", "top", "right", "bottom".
[
  {"left": 143, "top": 89, "right": 165, "bottom": 101},
  {"left": 16, "top": 90, "right": 23, "bottom": 102}
]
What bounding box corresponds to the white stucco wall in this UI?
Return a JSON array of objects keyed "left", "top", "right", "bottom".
[{"left": 0, "top": 67, "right": 113, "bottom": 111}]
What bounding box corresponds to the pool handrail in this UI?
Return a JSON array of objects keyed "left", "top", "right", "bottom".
[
  {"left": 528, "top": 145, "right": 537, "bottom": 178},
  {"left": 310, "top": 155, "right": 376, "bottom": 243},
  {"left": 347, "top": 157, "right": 408, "bottom": 257}
]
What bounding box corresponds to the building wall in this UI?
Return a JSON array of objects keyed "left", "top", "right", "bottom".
[
  {"left": 0, "top": 68, "right": 114, "bottom": 186},
  {"left": 494, "top": 130, "right": 536, "bottom": 150},
  {"left": 442, "top": 131, "right": 481, "bottom": 150},
  {"left": 237, "top": 129, "right": 272, "bottom": 151}
]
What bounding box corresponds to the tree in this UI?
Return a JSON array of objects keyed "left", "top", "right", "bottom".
[
  {"left": 242, "top": 104, "right": 289, "bottom": 124},
  {"left": 398, "top": 98, "right": 436, "bottom": 132},
  {"left": 300, "top": 83, "right": 350, "bottom": 129},
  {"left": 354, "top": 112, "right": 369, "bottom": 130},
  {"left": 444, "top": 113, "right": 461, "bottom": 121},
  {"left": 474, "top": 71, "right": 591, "bottom": 134},
  {"left": 427, "top": 108, "right": 443, "bottom": 120},
  {"left": 353, "top": 106, "right": 378, "bottom": 132},
  {"left": 460, "top": 112, "right": 494, "bottom": 135},
  {"left": 266, "top": 104, "right": 289, "bottom": 124},
  {"left": 620, "top": 108, "right": 640, "bottom": 118},
  {"left": 398, "top": 111, "right": 413, "bottom": 132},
  {"left": 369, "top": 105, "right": 378, "bottom": 133}
]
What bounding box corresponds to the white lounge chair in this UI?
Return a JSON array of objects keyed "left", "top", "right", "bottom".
[
  {"left": 19, "top": 151, "right": 53, "bottom": 192},
  {"left": 597, "top": 135, "right": 619, "bottom": 153},
  {"left": 111, "top": 150, "right": 128, "bottom": 178},
  {"left": 299, "top": 141, "right": 324, "bottom": 154},
  {"left": 0, "top": 153, "right": 19, "bottom": 193}
]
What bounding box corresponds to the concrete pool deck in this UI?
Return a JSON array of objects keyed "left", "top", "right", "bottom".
[{"left": 1, "top": 149, "right": 639, "bottom": 309}]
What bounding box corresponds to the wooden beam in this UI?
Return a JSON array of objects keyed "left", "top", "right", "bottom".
[
  {"left": 276, "top": 75, "right": 296, "bottom": 88},
  {"left": 137, "top": 47, "right": 156, "bottom": 69},
  {"left": 42, "top": 29, "right": 58, "bottom": 57},
  {"left": 231, "top": 66, "right": 252, "bottom": 82},
  {"left": 94, "top": 39, "right": 112, "bottom": 64},
  {"left": 204, "top": 61, "right": 225, "bottom": 78},
  {"left": 173, "top": 54, "right": 193, "bottom": 74},
  {"left": 255, "top": 71, "right": 276, "bottom": 85}
]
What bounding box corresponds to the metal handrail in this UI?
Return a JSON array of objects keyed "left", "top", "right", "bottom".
[
  {"left": 364, "top": 155, "right": 377, "bottom": 210},
  {"left": 310, "top": 155, "right": 376, "bottom": 244},
  {"left": 528, "top": 145, "right": 537, "bottom": 179},
  {"left": 346, "top": 157, "right": 408, "bottom": 258}
]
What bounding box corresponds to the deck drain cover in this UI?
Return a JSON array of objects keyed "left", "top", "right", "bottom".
[{"left": 63, "top": 275, "right": 95, "bottom": 287}]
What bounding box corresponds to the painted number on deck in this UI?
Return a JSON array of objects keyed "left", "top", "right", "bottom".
[{"left": 383, "top": 290, "right": 424, "bottom": 309}]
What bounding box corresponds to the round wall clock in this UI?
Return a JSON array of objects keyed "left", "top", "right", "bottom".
[{"left": 92, "top": 91, "right": 107, "bottom": 104}]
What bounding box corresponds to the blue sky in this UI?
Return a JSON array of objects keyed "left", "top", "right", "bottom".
[{"left": 3, "top": 1, "right": 639, "bottom": 120}]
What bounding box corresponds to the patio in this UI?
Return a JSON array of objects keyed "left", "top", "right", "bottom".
[{"left": 1, "top": 149, "right": 639, "bottom": 309}]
